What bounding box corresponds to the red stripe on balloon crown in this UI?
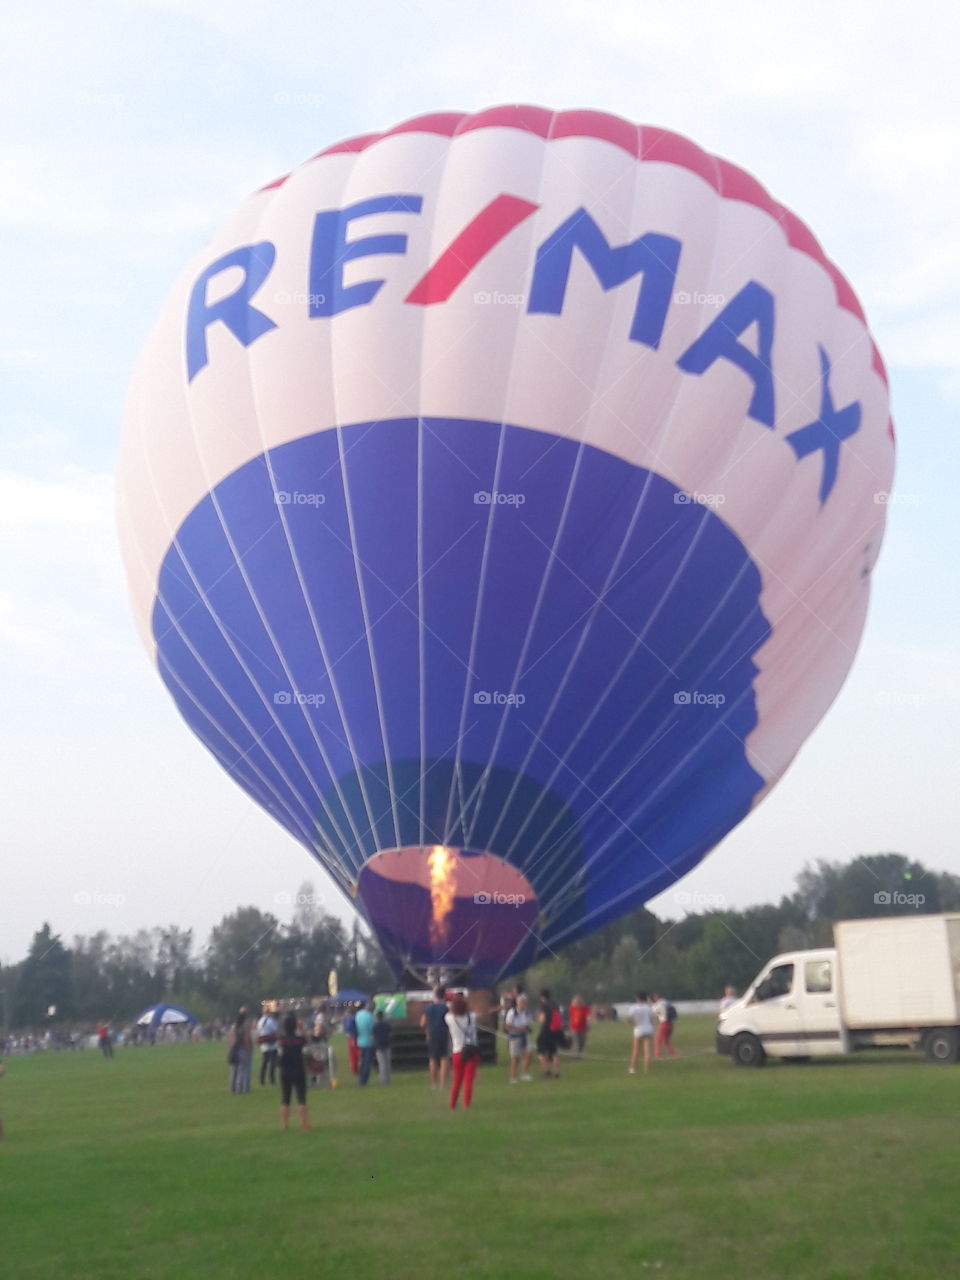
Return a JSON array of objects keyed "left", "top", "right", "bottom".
[{"left": 257, "top": 105, "right": 890, "bottom": 400}]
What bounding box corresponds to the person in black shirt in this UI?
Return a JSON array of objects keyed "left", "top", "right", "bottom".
[
  {"left": 373, "top": 1010, "right": 392, "bottom": 1084},
  {"left": 277, "top": 1012, "right": 310, "bottom": 1132}
]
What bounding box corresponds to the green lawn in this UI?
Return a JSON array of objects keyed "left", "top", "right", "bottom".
[{"left": 1, "top": 1017, "right": 956, "bottom": 1279}]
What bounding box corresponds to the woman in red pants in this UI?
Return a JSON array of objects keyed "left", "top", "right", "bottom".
[{"left": 446, "top": 994, "right": 480, "bottom": 1110}]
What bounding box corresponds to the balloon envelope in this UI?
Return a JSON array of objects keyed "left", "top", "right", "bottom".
[{"left": 118, "top": 107, "right": 893, "bottom": 985}]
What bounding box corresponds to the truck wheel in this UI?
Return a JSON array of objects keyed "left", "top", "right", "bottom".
[
  {"left": 732, "top": 1033, "right": 766, "bottom": 1067},
  {"left": 923, "top": 1029, "right": 960, "bottom": 1064}
]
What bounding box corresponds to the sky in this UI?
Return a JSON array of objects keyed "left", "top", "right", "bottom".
[{"left": 1, "top": 0, "right": 958, "bottom": 965}]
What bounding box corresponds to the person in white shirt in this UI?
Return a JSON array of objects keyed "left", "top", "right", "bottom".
[
  {"left": 626, "top": 991, "right": 654, "bottom": 1075},
  {"left": 505, "top": 994, "right": 533, "bottom": 1083},
  {"left": 445, "top": 994, "right": 480, "bottom": 1110},
  {"left": 256, "top": 1010, "right": 279, "bottom": 1086},
  {"left": 718, "top": 986, "right": 738, "bottom": 1016}
]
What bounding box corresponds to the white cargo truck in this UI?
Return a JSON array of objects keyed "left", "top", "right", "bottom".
[{"left": 716, "top": 913, "right": 960, "bottom": 1066}]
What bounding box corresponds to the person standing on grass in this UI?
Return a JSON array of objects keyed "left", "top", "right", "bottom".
[
  {"left": 343, "top": 1005, "right": 360, "bottom": 1076},
  {"left": 374, "top": 1011, "right": 392, "bottom": 1084},
  {"left": 0, "top": 1060, "right": 5, "bottom": 1141},
  {"left": 505, "top": 993, "right": 533, "bottom": 1083},
  {"left": 651, "top": 994, "right": 678, "bottom": 1059},
  {"left": 355, "top": 1000, "right": 376, "bottom": 1086},
  {"left": 277, "top": 1013, "right": 310, "bottom": 1132},
  {"left": 446, "top": 993, "right": 480, "bottom": 1110},
  {"left": 257, "top": 1007, "right": 279, "bottom": 1086},
  {"left": 536, "top": 989, "right": 561, "bottom": 1079},
  {"left": 96, "top": 1021, "right": 114, "bottom": 1059},
  {"left": 228, "top": 1008, "right": 254, "bottom": 1093},
  {"left": 421, "top": 986, "right": 450, "bottom": 1089},
  {"left": 718, "top": 986, "right": 738, "bottom": 1016},
  {"left": 627, "top": 992, "right": 654, "bottom": 1075},
  {"left": 568, "top": 996, "right": 590, "bottom": 1058}
]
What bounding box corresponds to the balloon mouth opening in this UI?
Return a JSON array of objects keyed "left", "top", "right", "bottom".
[{"left": 355, "top": 847, "right": 539, "bottom": 982}]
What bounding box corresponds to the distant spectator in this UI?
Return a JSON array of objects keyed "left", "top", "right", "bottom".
[
  {"left": 277, "top": 1013, "right": 310, "bottom": 1131},
  {"left": 446, "top": 994, "right": 480, "bottom": 1110},
  {"left": 312, "top": 1004, "right": 328, "bottom": 1042},
  {"left": 228, "top": 1008, "right": 253, "bottom": 1094},
  {"left": 627, "top": 992, "right": 654, "bottom": 1075},
  {"left": 96, "top": 1021, "right": 114, "bottom": 1060},
  {"left": 652, "top": 993, "right": 678, "bottom": 1059},
  {"left": 343, "top": 1006, "right": 360, "bottom": 1076},
  {"left": 505, "top": 993, "right": 533, "bottom": 1083},
  {"left": 420, "top": 986, "right": 450, "bottom": 1089},
  {"left": 257, "top": 1007, "right": 279, "bottom": 1086},
  {"left": 568, "top": 996, "right": 590, "bottom": 1058},
  {"left": 536, "top": 989, "right": 561, "bottom": 1080},
  {"left": 373, "top": 1011, "right": 392, "bottom": 1084},
  {"left": 718, "top": 986, "right": 739, "bottom": 1016},
  {"left": 355, "top": 1000, "right": 376, "bottom": 1086}
]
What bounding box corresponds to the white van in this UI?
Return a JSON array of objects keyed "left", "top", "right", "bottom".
[{"left": 716, "top": 914, "right": 960, "bottom": 1066}]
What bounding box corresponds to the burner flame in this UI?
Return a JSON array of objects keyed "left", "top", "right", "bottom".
[{"left": 428, "top": 845, "right": 456, "bottom": 946}]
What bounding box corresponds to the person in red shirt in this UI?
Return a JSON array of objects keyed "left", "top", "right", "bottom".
[
  {"left": 568, "top": 995, "right": 590, "bottom": 1058},
  {"left": 96, "top": 1022, "right": 114, "bottom": 1059}
]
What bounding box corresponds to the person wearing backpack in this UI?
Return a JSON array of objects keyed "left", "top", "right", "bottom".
[
  {"left": 652, "top": 993, "right": 678, "bottom": 1059},
  {"left": 445, "top": 994, "right": 480, "bottom": 1110}
]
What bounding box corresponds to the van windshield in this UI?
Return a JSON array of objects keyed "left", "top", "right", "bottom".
[{"left": 754, "top": 963, "right": 794, "bottom": 1001}]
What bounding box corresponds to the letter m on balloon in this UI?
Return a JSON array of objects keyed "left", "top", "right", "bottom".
[{"left": 527, "top": 210, "right": 680, "bottom": 347}]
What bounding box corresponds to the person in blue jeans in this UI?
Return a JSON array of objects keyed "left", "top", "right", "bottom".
[{"left": 354, "top": 1000, "right": 376, "bottom": 1086}]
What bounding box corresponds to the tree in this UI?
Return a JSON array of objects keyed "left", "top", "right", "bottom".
[{"left": 12, "top": 924, "right": 72, "bottom": 1026}]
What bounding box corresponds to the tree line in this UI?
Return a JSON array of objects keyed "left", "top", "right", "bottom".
[{"left": 3, "top": 853, "right": 956, "bottom": 1030}]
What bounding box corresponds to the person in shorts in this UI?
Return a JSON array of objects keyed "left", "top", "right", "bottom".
[
  {"left": 277, "top": 1012, "right": 310, "bottom": 1131},
  {"left": 420, "top": 986, "right": 450, "bottom": 1089},
  {"left": 627, "top": 991, "right": 654, "bottom": 1075},
  {"left": 536, "top": 988, "right": 561, "bottom": 1080},
  {"left": 505, "top": 993, "right": 533, "bottom": 1082}
]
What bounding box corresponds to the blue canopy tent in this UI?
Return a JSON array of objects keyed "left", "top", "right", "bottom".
[{"left": 134, "top": 1002, "right": 197, "bottom": 1028}]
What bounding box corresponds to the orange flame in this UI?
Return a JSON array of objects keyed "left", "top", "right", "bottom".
[{"left": 428, "top": 845, "right": 456, "bottom": 946}]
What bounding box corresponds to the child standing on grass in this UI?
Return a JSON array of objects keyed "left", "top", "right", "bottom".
[
  {"left": 627, "top": 992, "right": 654, "bottom": 1075},
  {"left": 278, "top": 1013, "right": 310, "bottom": 1132}
]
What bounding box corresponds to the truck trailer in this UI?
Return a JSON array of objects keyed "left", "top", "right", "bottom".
[{"left": 716, "top": 913, "right": 960, "bottom": 1066}]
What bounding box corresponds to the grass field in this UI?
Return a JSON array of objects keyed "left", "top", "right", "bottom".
[{"left": 2, "top": 1016, "right": 957, "bottom": 1279}]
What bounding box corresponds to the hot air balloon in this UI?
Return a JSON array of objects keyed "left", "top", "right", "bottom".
[{"left": 117, "top": 106, "right": 894, "bottom": 987}]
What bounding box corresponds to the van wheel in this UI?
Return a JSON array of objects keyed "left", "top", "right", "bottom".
[
  {"left": 924, "top": 1029, "right": 960, "bottom": 1064},
  {"left": 732, "top": 1033, "right": 766, "bottom": 1067}
]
